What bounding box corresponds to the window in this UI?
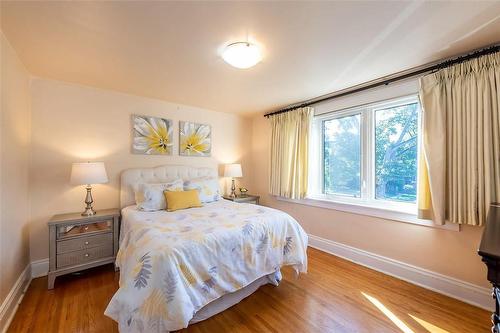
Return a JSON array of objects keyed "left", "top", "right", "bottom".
[
  {"left": 374, "top": 103, "right": 419, "bottom": 202},
  {"left": 323, "top": 114, "right": 361, "bottom": 197},
  {"left": 309, "top": 95, "right": 420, "bottom": 212}
]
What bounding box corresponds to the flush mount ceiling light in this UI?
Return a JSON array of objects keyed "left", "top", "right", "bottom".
[{"left": 222, "top": 42, "right": 262, "bottom": 69}]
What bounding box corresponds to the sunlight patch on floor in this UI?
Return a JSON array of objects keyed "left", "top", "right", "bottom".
[
  {"left": 409, "top": 314, "right": 450, "bottom": 333},
  {"left": 361, "top": 292, "right": 415, "bottom": 333}
]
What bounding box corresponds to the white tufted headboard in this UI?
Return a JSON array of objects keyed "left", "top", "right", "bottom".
[{"left": 120, "top": 165, "right": 218, "bottom": 208}]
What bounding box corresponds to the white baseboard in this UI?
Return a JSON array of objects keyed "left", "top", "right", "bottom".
[
  {"left": 0, "top": 264, "right": 31, "bottom": 333},
  {"left": 308, "top": 234, "right": 494, "bottom": 311},
  {"left": 31, "top": 258, "right": 49, "bottom": 278},
  {"left": 0, "top": 259, "right": 49, "bottom": 333}
]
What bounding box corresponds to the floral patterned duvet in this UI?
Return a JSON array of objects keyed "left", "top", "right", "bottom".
[{"left": 104, "top": 200, "right": 308, "bottom": 332}]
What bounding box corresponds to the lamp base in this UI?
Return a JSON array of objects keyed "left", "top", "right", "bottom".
[
  {"left": 81, "top": 185, "right": 96, "bottom": 216},
  {"left": 81, "top": 207, "right": 97, "bottom": 216},
  {"left": 230, "top": 178, "right": 237, "bottom": 198}
]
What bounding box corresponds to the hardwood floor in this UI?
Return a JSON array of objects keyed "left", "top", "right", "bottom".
[{"left": 8, "top": 248, "right": 489, "bottom": 333}]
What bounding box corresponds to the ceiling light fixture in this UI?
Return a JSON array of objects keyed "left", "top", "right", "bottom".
[{"left": 222, "top": 42, "right": 262, "bottom": 69}]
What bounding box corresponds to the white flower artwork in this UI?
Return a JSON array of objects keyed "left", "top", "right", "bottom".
[
  {"left": 132, "top": 115, "right": 173, "bottom": 155},
  {"left": 179, "top": 121, "right": 211, "bottom": 156}
]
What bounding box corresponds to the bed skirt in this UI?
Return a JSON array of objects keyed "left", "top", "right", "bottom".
[{"left": 189, "top": 269, "right": 282, "bottom": 325}]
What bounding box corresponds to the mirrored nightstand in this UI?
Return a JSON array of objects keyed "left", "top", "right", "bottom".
[
  {"left": 47, "top": 208, "right": 120, "bottom": 289},
  {"left": 223, "top": 194, "right": 260, "bottom": 205}
]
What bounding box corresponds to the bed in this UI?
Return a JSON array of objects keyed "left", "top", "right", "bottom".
[{"left": 104, "top": 165, "right": 308, "bottom": 332}]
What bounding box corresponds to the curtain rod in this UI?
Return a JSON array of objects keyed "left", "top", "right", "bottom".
[{"left": 264, "top": 43, "right": 500, "bottom": 118}]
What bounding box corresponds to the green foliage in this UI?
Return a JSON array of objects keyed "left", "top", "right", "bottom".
[
  {"left": 323, "top": 114, "right": 361, "bottom": 196},
  {"left": 375, "top": 103, "right": 418, "bottom": 202},
  {"left": 323, "top": 103, "right": 418, "bottom": 203}
]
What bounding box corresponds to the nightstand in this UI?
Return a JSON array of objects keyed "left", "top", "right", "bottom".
[
  {"left": 223, "top": 194, "right": 260, "bottom": 205},
  {"left": 47, "top": 208, "right": 120, "bottom": 289}
]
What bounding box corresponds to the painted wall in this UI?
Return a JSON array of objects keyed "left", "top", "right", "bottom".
[
  {"left": 0, "top": 32, "right": 31, "bottom": 303},
  {"left": 250, "top": 81, "right": 488, "bottom": 288},
  {"left": 29, "top": 78, "right": 252, "bottom": 261}
]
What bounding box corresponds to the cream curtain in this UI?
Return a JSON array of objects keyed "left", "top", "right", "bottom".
[
  {"left": 418, "top": 52, "right": 500, "bottom": 226},
  {"left": 269, "top": 107, "right": 313, "bottom": 199}
]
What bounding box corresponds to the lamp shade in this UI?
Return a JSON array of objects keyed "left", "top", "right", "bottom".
[
  {"left": 224, "top": 163, "right": 242, "bottom": 178},
  {"left": 70, "top": 162, "right": 108, "bottom": 185}
]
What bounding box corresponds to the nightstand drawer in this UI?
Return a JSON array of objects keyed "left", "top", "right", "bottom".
[
  {"left": 240, "top": 199, "right": 258, "bottom": 204},
  {"left": 56, "top": 243, "right": 113, "bottom": 269},
  {"left": 57, "top": 220, "right": 113, "bottom": 239},
  {"left": 56, "top": 233, "right": 113, "bottom": 254}
]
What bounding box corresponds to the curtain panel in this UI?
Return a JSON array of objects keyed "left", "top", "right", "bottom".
[
  {"left": 418, "top": 52, "right": 500, "bottom": 226},
  {"left": 269, "top": 107, "right": 313, "bottom": 199}
]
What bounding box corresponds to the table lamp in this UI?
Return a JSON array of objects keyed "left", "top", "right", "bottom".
[
  {"left": 70, "top": 162, "right": 108, "bottom": 216},
  {"left": 224, "top": 163, "right": 242, "bottom": 198}
]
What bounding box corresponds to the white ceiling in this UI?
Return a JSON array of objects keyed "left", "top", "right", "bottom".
[{"left": 1, "top": 1, "right": 499, "bottom": 115}]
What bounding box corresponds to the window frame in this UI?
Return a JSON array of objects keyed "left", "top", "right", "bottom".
[{"left": 310, "top": 95, "right": 423, "bottom": 215}]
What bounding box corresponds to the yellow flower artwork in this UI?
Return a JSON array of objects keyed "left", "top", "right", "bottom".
[
  {"left": 179, "top": 121, "right": 211, "bottom": 156},
  {"left": 132, "top": 115, "right": 173, "bottom": 155}
]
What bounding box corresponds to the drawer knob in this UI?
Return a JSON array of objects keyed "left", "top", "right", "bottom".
[
  {"left": 84, "top": 241, "right": 89, "bottom": 245},
  {"left": 84, "top": 226, "right": 89, "bottom": 231},
  {"left": 84, "top": 253, "right": 89, "bottom": 257}
]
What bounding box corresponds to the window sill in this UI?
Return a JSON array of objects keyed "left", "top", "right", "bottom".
[{"left": 276, "top": 195, "right": 459, "bottom": 231}]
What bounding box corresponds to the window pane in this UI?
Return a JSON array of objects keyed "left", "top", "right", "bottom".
[
  {"left": 323, "top": 114, "right": 361, "bottom": 197},
  {"left": 375, "top": 103, "right": 419, "bottom": 202}
]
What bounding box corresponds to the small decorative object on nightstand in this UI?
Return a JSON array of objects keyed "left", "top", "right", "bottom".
[
  {"left": 239, "top": 187, "right": 248, "bottom": 197},
  {"left": 223, "top": 194, "right": 260, "bottom": 205},
  {"left": 47, "top": 208, "right": 120, "bottom": 289},
  {"left": 223, "top": 163, "right": 242, "bottom": 198}
]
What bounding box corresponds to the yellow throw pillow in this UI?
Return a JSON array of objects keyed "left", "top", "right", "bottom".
[{"left": 164, "top": 189, "right": 202, "bottom": 212}]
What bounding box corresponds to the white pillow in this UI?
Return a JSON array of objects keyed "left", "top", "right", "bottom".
[
  {"left": 134, "top": 179, "right": 183, "bottom": 211},
  {"left": 183, "top": 177, "right": 221, "bottom": 203}
]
